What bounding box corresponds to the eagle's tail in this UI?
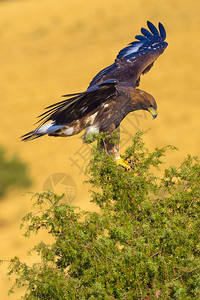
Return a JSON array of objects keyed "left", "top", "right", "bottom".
[{"left": 21, "top": 121, "right": 64, "bottom": 141}]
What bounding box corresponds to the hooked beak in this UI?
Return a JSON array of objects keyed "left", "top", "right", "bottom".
[{"left": 148, "top": 107, "right": 158, "bottom": 119}]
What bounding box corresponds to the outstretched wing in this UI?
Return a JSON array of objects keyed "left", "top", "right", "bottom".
[
  {"left": 89, "top": 21, "right": 168, "bottom": 88},
  {"left": 21, "top": 79, "right": 118, "bottom": 141}
]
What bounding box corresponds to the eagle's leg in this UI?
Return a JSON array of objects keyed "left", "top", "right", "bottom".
[{"left": 99, "top": 127, "right": 130, "bottom": 169}]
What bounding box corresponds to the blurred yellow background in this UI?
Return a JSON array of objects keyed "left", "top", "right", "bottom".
[{"left": 0, "top": 0, "right": 200, "bottom": 298}]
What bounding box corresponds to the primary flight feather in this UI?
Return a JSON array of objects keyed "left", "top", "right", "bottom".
[{"left": 21, "top": 21, "right": 168, "bottom": 167}]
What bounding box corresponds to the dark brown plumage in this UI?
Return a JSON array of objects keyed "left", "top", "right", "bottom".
[{"left": 21, "top": 21, "right": 168, "bottom": 167}]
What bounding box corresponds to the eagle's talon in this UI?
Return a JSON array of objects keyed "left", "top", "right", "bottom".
[{"left": 116, "top": 157, "right": 131, "bottom": 170}]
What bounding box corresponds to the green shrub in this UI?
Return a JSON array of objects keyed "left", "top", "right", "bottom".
[
  {"left": 5, "top": 132, "right": 200, "bottom": 299},
  {"left": 0, "top": 146, "right": 31, "bottom": 198}
]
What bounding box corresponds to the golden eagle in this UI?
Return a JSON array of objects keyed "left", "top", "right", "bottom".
[{"left": 22, "top": 21, "right": 168, "bottom": 167}]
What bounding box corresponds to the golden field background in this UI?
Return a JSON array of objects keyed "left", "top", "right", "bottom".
[{"left": 0, "top": 0, "right": 200, "bottom": 298}]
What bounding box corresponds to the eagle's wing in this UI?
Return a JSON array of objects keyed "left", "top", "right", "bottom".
[
  {"left": 39, "top": 79, "right": 118, "bottom": 125},
  {"left": 89, "top": 21, "right": 168, "bottom": 88},
  {"left": 21, "top": 79, "right": 118, "bottom": 141}
]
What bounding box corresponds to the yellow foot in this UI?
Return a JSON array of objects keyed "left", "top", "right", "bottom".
[{"left": 116, "top": 157, "right": 131, "bottom": 169}]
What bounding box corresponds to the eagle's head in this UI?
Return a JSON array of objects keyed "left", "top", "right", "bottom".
[{"left": 131, "top": 89, "right": 158, "bottom": 119}]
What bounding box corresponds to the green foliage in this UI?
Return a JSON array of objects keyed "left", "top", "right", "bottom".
[
  {"left": 6, "top": 132, "right": 200, "bottom": 299},
  {"left": 0, "top": 146, "right": 31, "bottom": 198}
]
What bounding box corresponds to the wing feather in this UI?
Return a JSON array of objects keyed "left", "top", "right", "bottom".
[
  {"left": 25, "top": 79, "right": 118, "bottom": 131},
  {"left": 141, "top": 27, "right": 154, "bottom": 38},
  {"left": 89, "top": 21, "right": 168, "bottom": 88},
  {"left": 159, "top": 22, "right": 166, "bottom": 40},
  {"left": 21, "top": 79, "right": 119, "bottom": 141},
  {"left": 147, "top": 21, "right": 160, "bottom": 36},
  {"left": 135, "top": 35, "right": 148, "bottom": 41},
  {"left": 116, "top": 21, "right": 167, "bottom": 62}
]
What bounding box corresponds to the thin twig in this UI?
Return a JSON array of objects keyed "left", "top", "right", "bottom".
[
  {"left": 151, "top": 250, "right": 161, "bottom": 257},
  {"left": 168, "top": 268, "right": 198, "bottom": 285}
]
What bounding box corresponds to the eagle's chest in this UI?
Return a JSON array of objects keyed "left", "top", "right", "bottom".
[{"left": 94, "top": 97, "right": 130, "bottom": 133}]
